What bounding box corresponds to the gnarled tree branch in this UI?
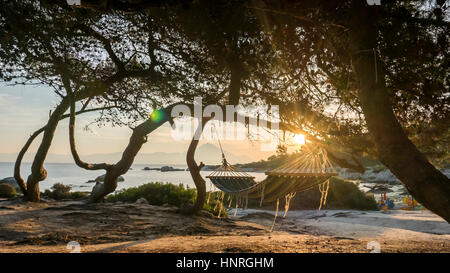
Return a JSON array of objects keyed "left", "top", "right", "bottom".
[
  {"left": 68, "top": 91, "right": 113, "bottom": 171},
  {"left": 185, "top": 117, "right": 212, "bottom": 214}
]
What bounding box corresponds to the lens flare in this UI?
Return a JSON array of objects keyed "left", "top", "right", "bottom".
[{"left": 150, "top": 110, "right": 164, "bottom": 123}]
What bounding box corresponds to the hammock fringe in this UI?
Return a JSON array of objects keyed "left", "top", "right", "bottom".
[
  {"left": 318, "top": 179, "right": 330, "bottom": 210},
  {"left": 270, "top": 199, "right": 280, "bottom": 232}
]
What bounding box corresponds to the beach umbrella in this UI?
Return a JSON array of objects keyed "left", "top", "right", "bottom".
[{"left": 366, "top": 185, "right": 393, "bottom": 200}]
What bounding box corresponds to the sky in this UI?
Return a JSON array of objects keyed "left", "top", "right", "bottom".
[{"left": 0, "top": 83, "right": 282, "bottom": 163}]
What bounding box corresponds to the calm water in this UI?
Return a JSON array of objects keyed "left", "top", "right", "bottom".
[{"left": 0, "top": 162, "right": 267, "bottom": 192}]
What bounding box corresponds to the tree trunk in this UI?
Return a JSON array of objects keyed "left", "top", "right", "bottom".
[
  {"left": 186, "top": 117, "right": 212, "bottom": 214},
  {"left": 87, "top": 107, "right": 176, "bottom": 202},
  {"left": 349, "top": 1, "right": 450, "bottom": 222},
  {"left": 25, "top": 98, "right": 70, "bottom": 201},
  {"left": 18, "top": 69, "right": 130, "bottom": 202},
  {"left": 14, "top": 99, "right": 111, "bottom": 198},
  {"left": 14, "top": 126, "right": 46, "bottom": 195},
  {"left": 88, "top": 133, "right": 148, "bottom": 203},
  {"left": 228, "top": 54, "right": 243, "bottom": 105}
]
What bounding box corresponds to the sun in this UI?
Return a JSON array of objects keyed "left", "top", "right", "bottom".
[{"left": 293, "top": 134, "right": 306, "bottom": 145}]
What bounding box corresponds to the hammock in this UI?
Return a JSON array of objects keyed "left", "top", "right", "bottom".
[{"left": 206, "top": 144, "right": 338, "bottom": 211}]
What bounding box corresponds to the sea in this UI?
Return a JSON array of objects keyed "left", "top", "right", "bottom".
[{"left": 0, "top": 162, "right": 268, "bottom": 193}]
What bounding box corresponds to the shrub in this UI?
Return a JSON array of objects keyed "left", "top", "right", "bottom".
[
  {"left": 68, "top": 191, "right": 89, "bottom": 200},
  {"left": 42, "top": 183, "right": 89, "bottom": 200},
  {"left": 0, "top": 184, "right": 16, "bottom": 198},
  {"left": 105, "top": 182, "right": 227, "bottom": 217},
  {"left": 44, "top": 183, "right": 71, "bottom": 200},
  {"left": 325, "top": 177, "right": 378, "bottom": 210},
  {"left": 106, "top": 182, "right": 195, "bottom": 205}
]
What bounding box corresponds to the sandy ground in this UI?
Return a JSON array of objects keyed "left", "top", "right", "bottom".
[{"left": 0, "top": 198, "right": 449, "bottom": 253}]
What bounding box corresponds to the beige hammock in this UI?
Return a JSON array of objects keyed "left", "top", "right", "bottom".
[{"left": 206, "top": 145, "right": 338, "bottom": 219}]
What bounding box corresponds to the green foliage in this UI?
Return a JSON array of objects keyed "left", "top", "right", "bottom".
[
  {"left": 42, "top": 183, "right": 89, "bottom": 200},
  {"left": 68, "top": 191, "right": 89, "bottom": 200},
  {"left": 325, "top": 177, "right": 378, "bottom": 210},
  {"left": 43, "top": 183, "right": 71, "bottom": 200},
  {"left": 105, "top": 182, "right": 227, "bottom": 217},
  {"left": 0, "top": 184, "right": 16, "bottom": 198},
  {"left": 106, "top": 182, "right": 196, "bottom": 205}
]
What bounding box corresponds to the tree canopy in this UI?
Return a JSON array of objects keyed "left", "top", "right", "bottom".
[{"left": 1, "top": 0, "right": 449, "bottom": 220}]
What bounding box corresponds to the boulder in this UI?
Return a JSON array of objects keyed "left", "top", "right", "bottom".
[
  {"left": 0, "top": 177, "right": 20, "bottom": 191},
  {"left": 143, "top": 167, "right": 160, "bottom": 171},
  {"left": 160, "top": 166, "right": 184, "bottom": 172},
  {"left": 160, "top": 166, "right": 173, "bottom": 172},
  {"left": 94, "top": 174, "right": 125, "bottom": 182},
  {"left": 135, "top": 197, "right": 148, "bottom": 204},
  {"left": 90, "top": 181, "right": 103, "bottom": 197},
  {"left": 0, "top": 184, "right": 16, "bottom": 198}
]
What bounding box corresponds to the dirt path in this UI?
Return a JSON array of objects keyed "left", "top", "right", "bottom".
[{"left": 0, "top": 199, "right": 448, "bottom": 253}]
